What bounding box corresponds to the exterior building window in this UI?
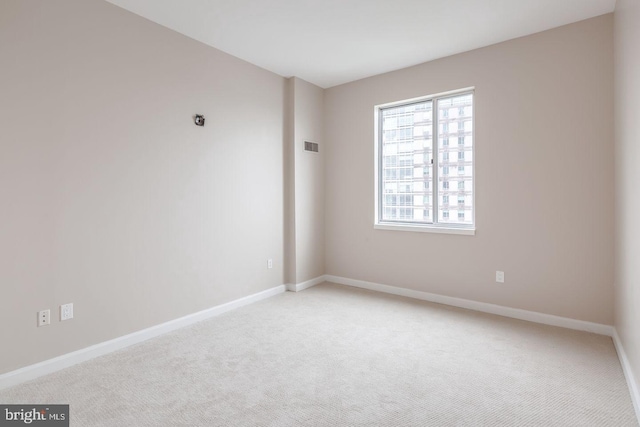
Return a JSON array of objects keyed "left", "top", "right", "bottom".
[{"left": 376, "top": 90, "right": 474, "bottom": 230}]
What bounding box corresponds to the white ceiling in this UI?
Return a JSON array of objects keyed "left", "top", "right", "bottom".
[{"left": 105, "top": 0, "right": 616, "bottom": 88}]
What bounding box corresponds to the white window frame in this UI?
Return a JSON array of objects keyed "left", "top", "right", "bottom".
[{"left": 374, "top": 88, "right": 475, "bottom": 235}]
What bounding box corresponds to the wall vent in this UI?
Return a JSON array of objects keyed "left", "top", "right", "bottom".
[{"left": 304, "top": 141, "right": 319, "bottom": 153}]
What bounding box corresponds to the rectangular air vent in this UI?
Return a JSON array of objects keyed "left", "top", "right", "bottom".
[{"left": 304, "top": 141, "right": 319, "bottom": 153}]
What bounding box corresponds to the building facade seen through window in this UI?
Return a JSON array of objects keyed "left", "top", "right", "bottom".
[{"left": 377, "top": 90, "right": 474, "bottom": 228}]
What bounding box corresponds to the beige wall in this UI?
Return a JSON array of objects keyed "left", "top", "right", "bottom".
[
  {"left": 324, "top": 15, "right": 614, "bottom": 324},
  {"left": 0, "top": 0, "right": 285, "bottom": 374},
  {"left": 614, "top": 0, "right": 640, "bottom": 403},
  {"left": 284, "top": 79, "right": 296, "bottom": 284},
  {"left": 289, "top": 78, "right": 326, "bottom": 284}
]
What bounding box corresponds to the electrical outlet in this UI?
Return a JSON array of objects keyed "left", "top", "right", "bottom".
[
  {"left": 38, "top": 309, "right": 50, "bottom": 327},
  {"left": 267, "top": 259, "right": 273, "bottom": 269},
  {"left": 496, "top": 271, "right": 505, "bottom": 283},
  {"left": 60, "top": 303, "right": 73, "bottom": 321}
]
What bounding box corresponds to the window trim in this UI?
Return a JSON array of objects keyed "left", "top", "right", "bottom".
[
  {"left": 373, "top": 222, "right": 475, "bottom": 235},
  {"left": 374, "top": 87, "right": 475, "bottom": 235}
]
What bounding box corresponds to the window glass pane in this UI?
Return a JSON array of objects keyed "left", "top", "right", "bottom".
[
  {"left": 437, "top": 93, "right": 473, "bottom": 225},
  {"left": 381, "top": 101, "right": 433, "bottom": 223}
]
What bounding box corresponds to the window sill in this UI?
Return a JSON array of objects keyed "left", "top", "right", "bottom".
[{"left": 374, "top": 223, "right": 475, "bottom": 235}]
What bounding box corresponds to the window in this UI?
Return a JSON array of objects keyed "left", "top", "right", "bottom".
[{"left": 375, "top": 89, "right": 474, "bottom": 232}]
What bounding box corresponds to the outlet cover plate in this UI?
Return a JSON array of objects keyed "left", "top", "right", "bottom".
[
  {"left": 496, "top": 271, "right": 505, "bottom": 283},
  {"left": 60, "top": 303, "right": 73, "bottom": 321}
]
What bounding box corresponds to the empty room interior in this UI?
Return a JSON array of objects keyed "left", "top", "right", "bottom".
[{"left": 1, "top": 0, "right": 640, "bottom": 425}]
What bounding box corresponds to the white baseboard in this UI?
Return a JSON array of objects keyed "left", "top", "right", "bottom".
[
  {"left": 285, "top": 275, "right": 326, "bottom": 292},
  {"left": 612, "top": 329, "right": 640, "bottom": 421},
  {"left": 0, "top": 284, "right": 286, "bottom": 391},
  {"left": 324, "top": 275, "right": 614, "bottom": 336}
]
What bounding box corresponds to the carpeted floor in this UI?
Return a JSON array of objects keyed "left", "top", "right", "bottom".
[{"left": 0, "top": 282, "right": 637, "bottom": 426}]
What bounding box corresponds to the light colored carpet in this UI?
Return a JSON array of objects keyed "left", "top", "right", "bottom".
[{"left": 0, "top": 282, "right": 637, "bottom": 426}]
